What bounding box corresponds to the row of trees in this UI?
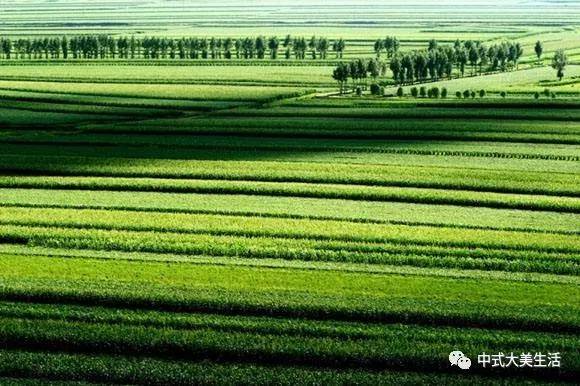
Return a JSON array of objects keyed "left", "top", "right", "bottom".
[
  {"left": 388, "top": 40, "right": 524, "bottom": 85},
  {"left": 332, "top": 40, "right": 525, "bottom": 93},
  {"left": 0, "top": 35, "right": 347, "bottom": 60},
  {"left": 332, "top": 58, "right": 388, "bottom": 94},
  {"left": 373, "top": 36, "right": 401, "bottom": 58}
]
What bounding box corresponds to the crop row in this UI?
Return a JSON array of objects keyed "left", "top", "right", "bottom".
[
  {"left": 0, "top": 349, "right": 542, "bottom": 385},
  {"left": 0, "top": 89, "right": 252, "bottom": 110},
  {"left": 0, "top": 81, "right": 314, "bottom": 102},
  {"left": 0, "top": 100, "right": 180, "bottom": 119},
  {"left": 1, "top": 155, "right": 576, "bottom": 197},
  {"left": 0, "top": 225, "right": 577, "bottom": 274},
  {"left": 0, "top": 65, "right": 334, "bottom": 84},
  {"left": 2, "top": 144, "right": 575, "bottom": 175},
  {"left": 2, "top": 207, "right": 578, "bottom": 252},
  {"left": 4, "top": 134, "right": 578, "bottom": 162},
  {"left": 1, "top": 254, "right": 578, "bottom": 331},
  {"left": 0, "top": 176, "right": 577, "bottom": 212},
  {"left": 0, "top": 108, "right": 123, "bottom": 128},
  {"left": 80, "top": 128, "right": 580, "bottom": 145},
  {"left": 5, "top": 244, "right": 577, "bottom": 285},
  {"left": 0, "top": 314, "right": 577, "bottom": 380},
  {"left": 3, "top": 301, "right": 575, "bottom": 342},
  {"left": 82, "top": 116, "right": 580, "bottom": 143},
  {"left": 282, "top": 98, "right": 580, "bottom": 109},
  {"left": 216, "top": 106, "right": 580, "bottom": 122},
  {"left": 95, "top": 115, "right": 580, "bottom": 136},
  {"left": 0, "top": 75, "right": 335, "bottom": 88},
  {"left": 2, "top": 189, "right": 578, "bottom": 233}
]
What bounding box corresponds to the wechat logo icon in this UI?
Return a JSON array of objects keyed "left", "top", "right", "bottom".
[{"left": 450, "top": 351, "right": 472, "bottom": 370}]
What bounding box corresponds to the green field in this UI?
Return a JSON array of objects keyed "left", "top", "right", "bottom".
[{"left": 0, "top": 0, "right": 579, "bottom": 385}]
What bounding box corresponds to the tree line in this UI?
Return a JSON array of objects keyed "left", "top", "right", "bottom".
[
  {"left": 0, "top": 35, "right": 346, "bottom": 60},
  {"left": 388, "top": 40, "right": 525, "bottom": 85},
  {"left": 333, "top": 39, "right": 528, "bottom": 93},
  {"left": 333, "top": 58, "right": 387, "bottom": 94}
]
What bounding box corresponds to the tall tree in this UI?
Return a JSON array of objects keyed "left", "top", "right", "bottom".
[
  {"left": 552, "top": 49, "right": 568, "bottom": 81},
  {"left": 268, "top": 37, "right": 279, "bottom": 59},
  {"left": 389, "top": 56, "right": 403, "bottom": 85},
  {"left": 428, "top": 39, "right": 438, "bottom": 51},
  {"left": 468, "top": 46, "right": 479, "bottom": 75},
  {"left": 367, "top": 59, "right": 381, "bottom": 81},
  {"left": 401, "top": 54, "right": 415, "bottom": 83},
  {"left": 457, "top": 49, "right": 468, "bottom": 77},
  {"left": 535, "top": 41, "right": 543, "bottom": 64},
  {"left": 61, "top": 36, "right": 68, "bottom": 59},
  {"left": 223, "top": 38, "right": 233, "bottom": 59},
  {"left": 129, "top": 36, "right": 137, "bottom": 59},
  {"left": 308, "top": 36, "right": 318, "bottom": 59},
  {"left": 374, "top": 39, "right": 384, "bottom": 58},
  {"left": 334, "top": 38, "right": 345, "bottom": 58},
  {"left": 356, "top": 59, "right": 368, "bottom": 89},
  {"left": 332, "top": 63, "right": 349, "bottom": 94},
  {"left": 234, "top": 39, "right": 242, "bottom": 59},
  {"left": 283, "top": 34, "right": 292, "bottom": 59},
  {"left": 255, "top": 36, "right": 266, "bottom": 59},
  {"left": 317, "top": 38, "right": 329, "bottom": 60}
]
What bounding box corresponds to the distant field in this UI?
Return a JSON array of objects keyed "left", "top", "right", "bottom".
[
  {"left": 0, "top": 65, "right": 337, "bottom": 87},
  {"left": 0, "top": 80, "right": 313, "bottom": 101}
]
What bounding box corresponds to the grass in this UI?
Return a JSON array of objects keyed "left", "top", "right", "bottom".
[
  {"left": 0, "top": 349, "right": 559, "bottom": 385},
  {"left": 0, "top": 107, "right": 127, "bottom": 127},
  {"left": 2, "top": 206, "right": 578, "bottom": 253},
  {"left": 0, "top": 89, "right": 251, "bottom": 110},
  {"left": 217, "top": 105, "right": 580, "bottom": 121},
  {"left": 0, "top": 313, "right": 577, "bottom": 380},
  {"left": 1, "top": 254, "right": 578, "bottom": 331},
  {"left": 1, "top": 154, "right": 576, "bottom": 196},
  {"left": 0, "top": 80, "right": 313, "bottom": 102},
  {"left": 0, "top": 65, "right": 337, "bottom": 87},
  {"left": 0, "top": 176, "right": 578, "bottom": 212},
  {"left": 1, "top": 224, "right": 577, "bottom": 274},
  {"left": 2, "top": 188, "right": 578, "bottom": 233}
]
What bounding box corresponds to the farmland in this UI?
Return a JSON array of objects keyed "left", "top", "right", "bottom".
[{"left": 0, "top": 0, "right": 579, "bottom": 385}]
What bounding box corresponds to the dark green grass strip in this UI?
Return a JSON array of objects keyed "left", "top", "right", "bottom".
[
  {"left": 0, "top": 315, "right": 576, "bottom": 381},
  {"left": 0, "top": 100, "right": 183, "bottom": 118},
  {"left": 90, "top": 115, "right": 580, "bottom": 135},
  {"left": 2, "top": 137, "right": 578, "bottom": 162},
  {"left": 0, "top": 350, "right": 554, "bottom": 386},
  {"left": 215, "top": 107, "right": 580, "bottom": 122},
  {"left": 1, "top": 155, "right": 577, "bottom": 197},
  {"left": 83, "top": 118, "right": 580, "bottom": 144},
  {"left": 0, "top": 90, "right": 252, "bottom": 111}
]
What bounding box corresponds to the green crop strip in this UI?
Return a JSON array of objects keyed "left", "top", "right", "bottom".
[
  {"left": 0, "top": 349, "right": 548, "bottom": 385},
  {"left": 1, "top": 207, "right": 578, "bottom": 253},
  {"left": 0, "top": 254, "right": 578, "bottom": 332},
  {"left": 0, "top": 177, "right": 577, "bottom": 212},
  {"left": 2, "top": 189, "right": 578, "bottom": 233},
  {"left": 1, "top": 155, "right": 577, "bottom": 196},
  {"left": 0, "top": 225, "right": 577, "bottom": 274}
]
